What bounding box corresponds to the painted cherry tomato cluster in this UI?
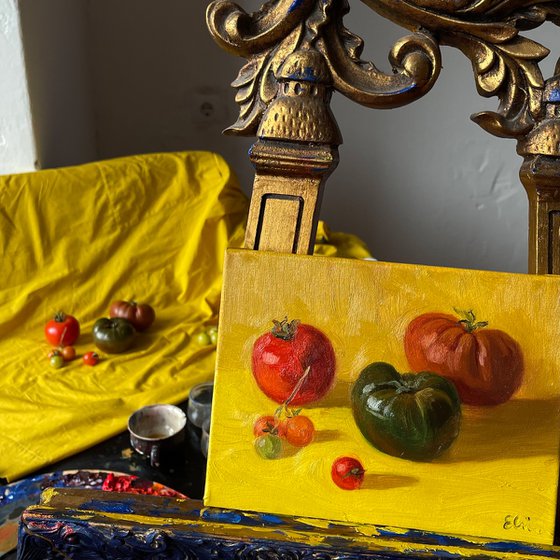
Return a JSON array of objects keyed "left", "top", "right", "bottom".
[
  {"left": 253, "top": 403, "right": 316, "bottom": 459},
  {"left": 194, "top": 325, "right": 218, "bottom": 346}
]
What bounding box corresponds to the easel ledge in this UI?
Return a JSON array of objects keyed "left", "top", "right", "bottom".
[{"left": 17, "top": 488, "right": 560, "bottom": 559}]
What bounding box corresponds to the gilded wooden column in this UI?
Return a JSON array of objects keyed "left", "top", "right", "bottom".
[
  {"left": 518, "top": 62, "right": 560, "bottom": 274},
  {"left": 207, "top": 0, "right": 441, "bottom": 254},
  {"left": 246, "top": 50, "right": 341, "bottom": 253},
  {"left": 207, "top": 0, "right": 559, "bottom": 263}
]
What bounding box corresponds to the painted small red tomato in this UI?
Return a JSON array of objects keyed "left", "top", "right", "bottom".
[
  {"left": 251, "top": 318, "right": 336, "bottom": 405},
  {"left": 83, "top": 351, "right": 100, "bottom": 366},
  {"left": 45, "top": 312, "right": 80, "bottom": 346},
  {"left": 253, "top": 415, "right": 286, "bottom": 438},
  {"left": 331, "top": 457, "right": 365, "bottom": 490},
  {"left": 47, "top": 349, "right": 61, "bottom": 359},
  {"left": 109, "top": 300, "right": 155, "bottom": 331},
  {"left": 60, "top": 346, "right": 76, "bottom": 361},
  {"left": 283, "top": 415, "right": 315, "bottom": 447}
]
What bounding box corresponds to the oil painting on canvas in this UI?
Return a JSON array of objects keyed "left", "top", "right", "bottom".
[{"left": 205, "top": 249, "right": 560, "bottom": 545}]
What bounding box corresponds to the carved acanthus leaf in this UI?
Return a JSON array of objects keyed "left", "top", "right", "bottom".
[{"left": 225, "top": 23, "right": 304, "bottom": 135}]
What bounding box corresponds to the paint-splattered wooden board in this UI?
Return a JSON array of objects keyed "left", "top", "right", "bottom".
[
  {"left": 205, "top": 249, "right": 560, "bottom": 545},
  {"left": 16, "top": 488, "right": 560, "bottom": 558}
]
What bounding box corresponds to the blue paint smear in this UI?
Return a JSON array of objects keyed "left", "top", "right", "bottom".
[
  {"left": 288, "top": 0, "right": 304, "bottom": 13},
  {"left": 548, "top": 88, "right": 560, "bottom": 103},
  {"left": 81, "top": 499, "right": 134, "bottom": 514},
  {"left": 287, "top": 66, "right": 318, "bottom": 83},
  {"left": 375, "top": 527, "right": 556, "bottom": 556},
  {"left": 260, "top": 513, "right": 284, "bottom": 525},
  {"left": 0, "top": 471, "right": 67, "bottom": 524},
  {"left": 396, "top": 83, "right": 416, "bottom": 94},
  {"left": 202, "top": 510, "right": 243, "bottom": 524}
]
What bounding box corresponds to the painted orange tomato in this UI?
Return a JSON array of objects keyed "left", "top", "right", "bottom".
[
  {"left": 404, "top": 310, "right": 524, "bottom": 406},
  {"left": 283, "top": 415, "right": 315, "bottom": 447},
  {"left": 251, "top": 318, "right": 335, "bottom": 406}
]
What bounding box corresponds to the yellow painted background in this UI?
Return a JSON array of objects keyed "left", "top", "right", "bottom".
[{"left": 205, "top": 249, "right": 560, "bottom": 545}]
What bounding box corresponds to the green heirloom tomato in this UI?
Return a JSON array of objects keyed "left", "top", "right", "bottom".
[
  {"left": 351, "top": 362, "right": 461, "bottom": 462},
  {"left": 92, "top": 317, "right": 135, "bottom": 354}
]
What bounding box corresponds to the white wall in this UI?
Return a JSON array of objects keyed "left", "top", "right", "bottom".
[
  {"left": 19, "top": 0, "right": 97, "bottom": 169},
  {"left": 13, "top": 1, "right": 560, "bottom": 273},
  {"left": 0, "top": 0, "right": 37, "bottom": 173}
]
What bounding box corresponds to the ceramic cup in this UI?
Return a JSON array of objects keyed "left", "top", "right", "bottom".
[
  {"left": 127, "top": 404, "right": 186, "bottom": 468},
  {"left": 187, "top": 382, "right": 214, "bottom": 429}
]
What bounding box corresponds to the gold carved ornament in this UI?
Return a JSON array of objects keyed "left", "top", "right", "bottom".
[{"left": 207, "top": 0, "right": 560, "bottom": 271}]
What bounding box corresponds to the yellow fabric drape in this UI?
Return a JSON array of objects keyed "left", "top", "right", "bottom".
[{"left": 0, "top": 150, "right": 371, "bottom": 481}]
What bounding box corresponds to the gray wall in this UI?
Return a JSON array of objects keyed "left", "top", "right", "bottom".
[{"left": 18, "top": 1, "right": 560, "bottom": 273}]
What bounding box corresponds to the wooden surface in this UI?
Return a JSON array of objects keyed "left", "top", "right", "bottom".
[{"left": 17, "top": 487, "right": 560, "bottom": 559}]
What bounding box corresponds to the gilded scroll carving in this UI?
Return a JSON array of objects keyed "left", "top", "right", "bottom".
[{"left": 207, "top": 0, "right": 559, "bottom": 139}]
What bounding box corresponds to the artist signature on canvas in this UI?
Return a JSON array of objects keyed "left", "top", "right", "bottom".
[{"left": 503, "top": 514, "right": 541, "bottom": 534}]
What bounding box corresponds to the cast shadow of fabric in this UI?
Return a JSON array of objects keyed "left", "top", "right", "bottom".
[{"left": 441, "top": 396, "right": 560, "bottom": 464}]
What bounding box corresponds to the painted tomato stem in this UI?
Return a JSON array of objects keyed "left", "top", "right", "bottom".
[
  {"left": 284, "top": 366, "right": 311, "bottom": 407},
  {"left": 454, "top": 308, "right": 488, "bottom": 333},
  {"left": 271, "top": 317, "right": 300, "bottom": 341},
  {"left": 343, "top": 466, "right": 365, "bottom": 479}
]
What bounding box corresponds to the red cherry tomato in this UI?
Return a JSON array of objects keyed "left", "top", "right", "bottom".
[
  {"left": 109, "top": 300, "right": 155, "bottom": 331},
  {"left": 251, "top": 318, "right": 335, "bottom": 405},
  {"left": 60, "top": 346, "right": 76, "bottom": 361},
  {"left": 253, "top": 415, "right": 286, "bottom": 438},
  {"left": 83, "top": 351, "right": 100, "bottom": 366},
  {"left": 283, "top": 415, "right": 315, "bottom": 447},
  {"left": 331, "top": 457, "right": 365, "bottom": 490},
  {"left": 45, "top": 312, "right": 80, "bottom": 346}
]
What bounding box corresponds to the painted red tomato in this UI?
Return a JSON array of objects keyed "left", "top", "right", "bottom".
[
  {"left": 331, "top": 457, "right": 365, "bottom": 490},
  {"left": 45, "top": 312, "right": 80, "bottom": 346},
  {"left": 404, "top": 310, "right": 524, "bottom": 406},
  {"left": 251, "top": 318, "right": 335, "bottom": 406}
]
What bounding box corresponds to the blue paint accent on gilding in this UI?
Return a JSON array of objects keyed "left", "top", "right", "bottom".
[
  {"left": 287, "top": 65, "right": 319, "bottom": 83},
  {"left": 202, "top": 510, "right": 244, "bottom": 524},
  {"left": 548, "top": 88, "right": 560, "bottom": 103},
  {"left": 288, "top": 0, "right": 304, "bottom": 13},
  {"left": 81, "top": 499, "right": 134, "bottom": 514}
]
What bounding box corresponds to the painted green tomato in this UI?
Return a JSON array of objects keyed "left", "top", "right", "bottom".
[
  {"left": 351, "top": 362, "right": 461, "bottom": 461},
  {"left": 254, "top": 434, "right": 282, "bottom": 459}
]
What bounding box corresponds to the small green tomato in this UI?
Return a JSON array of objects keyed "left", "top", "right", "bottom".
[
  {"left": 194, "top": 331, "right": 212, "bottom": 346},
  {"left": 50, "top": 354, "right": 65, "bottom": 369},
  {"left": 208, "top": 329, "right": 218, "bottom": 345},
  {"left": 254, "top": 434, "right": 282, "bottom": 459}
]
